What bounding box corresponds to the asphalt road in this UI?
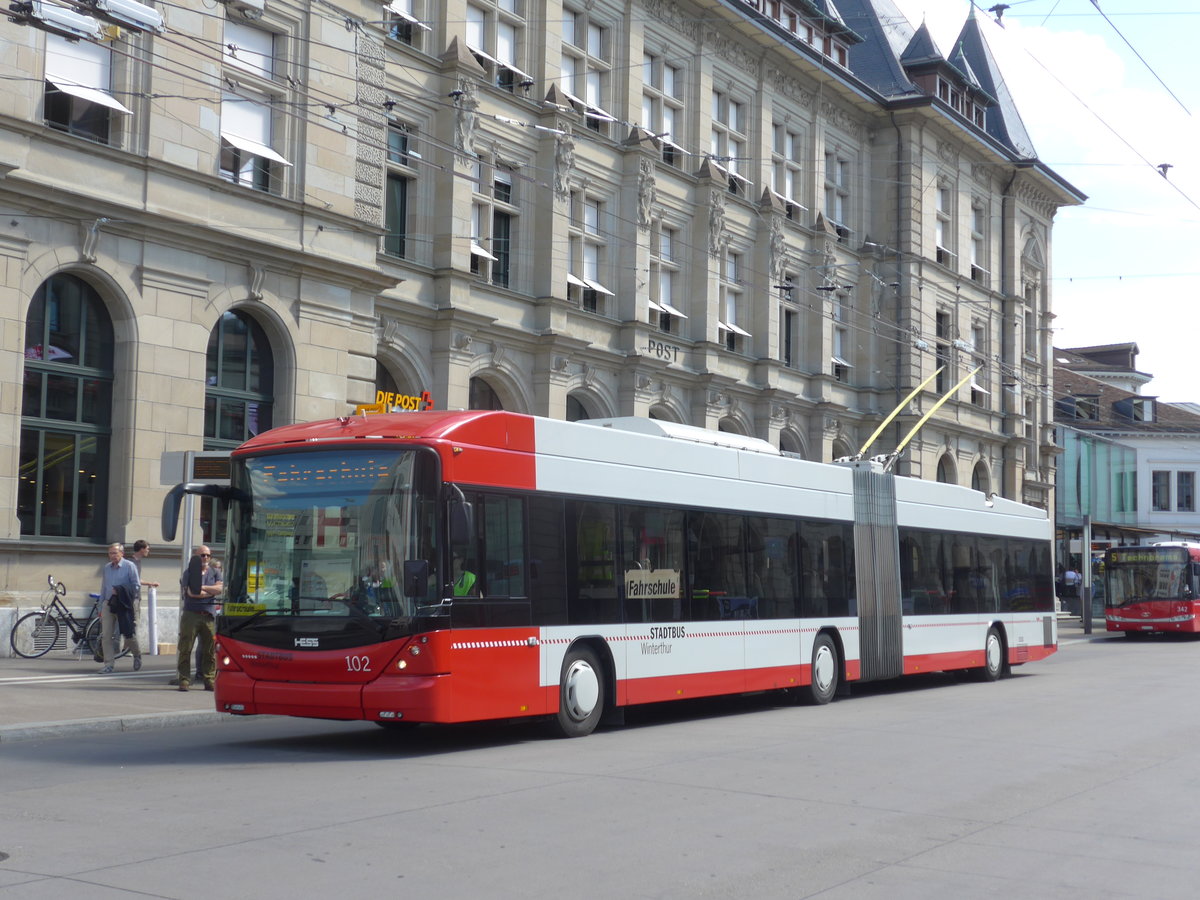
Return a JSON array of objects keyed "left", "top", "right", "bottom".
[{"left": 1, "top": 628, "right": 1198, "bottom": 899}]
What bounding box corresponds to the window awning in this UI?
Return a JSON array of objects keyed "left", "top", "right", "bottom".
[
  {"left": 386, "top": 1, "right": 431, "bottom": 30},
  {"left": 499, "top": 61, "right": 534, "bottom": 83},
  {"left": 647, "top": 299, "right": 664, "bottom": 313},
  {"left": 583, "top": 278, "right": 614, "bottom": 296},
  {"left": 719, "top": 321, "right": 751, "bottom": 337},
  {"left": 466, "top": 43, "right": 501, "bottom": 67},
  {"left": 660, "top": 137, "right": 689, "bottom": 157},
  {"left": 566, "top": 273, "right": 588, "bottom": 288},
  {"left": 831, "top": 355, "right": 853, "bottom": 368},
  {"left": 584, "top": 104, "right": 617, "bottom": 123},
  {"left": 658, "top": 300, "right": 688, "bottom": 319},
  {"left": 969, "top": 379, "right": 990, "bottom": 395},
  {"left": 470, "top": 241, "right": 498, "bottom": 261},
  {"left": 768, "top": 188, "right": 807, "bottom": 210},
  {"left": 221, "top": 131, "right": 292, "bottom": 166},
  {"left": 46, "top": 79, "right": 131, "bottom": 114},
  {"left": 44, "top": 34, "right": 130, "bottom": 114}
]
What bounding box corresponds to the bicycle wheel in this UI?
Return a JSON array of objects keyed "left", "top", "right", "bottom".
[
  {"left": 84, "top": 617, "right": 105, "bottom": 662},
  {"left": 11, "top": 612, "right": 61, "bottom": 659},
  {"left": 85, "top": 617, "right": 130, "bottom": 663}
]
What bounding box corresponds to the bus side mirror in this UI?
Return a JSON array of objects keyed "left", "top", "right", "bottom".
[
  {"left": 403, "top": 559, "right": 430, "bottom": 599},
  {"left": 161, "top": 482, "right": 248, "bottom": 541}
]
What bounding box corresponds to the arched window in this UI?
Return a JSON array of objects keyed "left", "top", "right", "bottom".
[
  {"left": 204, "top": 310, "right": 274, "bottom": 450},
  {"left": 19, "top": 274, "right": 114, "bottom": 540},
  {"left": 469, "top": 376, "right": 504, "bottom": 410},
  {"left": 203, "top": 310, "right": 274, "bottom": 543},
  {"left": 566, "top": 395, "right": 590, "bottom": 422},
  {"left": 375, "top": 361, "right": 399, "bottom": 403},
  {"left": 937, "top": 456, "right": 955, "bottom": 484},
  {"left": 971, "top": 461, "right": 989, "bottom": 493}
]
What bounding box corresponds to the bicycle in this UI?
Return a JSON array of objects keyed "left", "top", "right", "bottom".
[{"left": 9, "top": 575, "right": 129, "bottom": 662}]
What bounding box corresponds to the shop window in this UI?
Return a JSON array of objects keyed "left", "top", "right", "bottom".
[{"left": 19, "top": 275, "right": 114, "bottom": 540}]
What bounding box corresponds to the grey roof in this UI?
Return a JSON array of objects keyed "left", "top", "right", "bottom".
[
  {"left": 899, "top": 21, "right": 942, "bottom": 68},
  {"left": 836, "top": 1, "right": 1038, "bottom": 159},
  {"left": 810, "top": 0, "right": 850, "bottom": 30},
  {"left": 947, "top": 40, "right": 986, "bottom": 93},
  {"left": 838, "top": 0, "right": 921, "bottom": 97},
  {"left": 953, "top": 10, "right": 1037, "bottom": 157}
]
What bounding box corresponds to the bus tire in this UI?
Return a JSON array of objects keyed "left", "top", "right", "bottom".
[
  {"left": 980, "top": 627, "right": 1004, "bottom": 682},
  {"left": 554, "top": 645, "right": 605, "bottom": 738},
  {"left": 807, "top": 633, "right": 839, "bottom": 705}
]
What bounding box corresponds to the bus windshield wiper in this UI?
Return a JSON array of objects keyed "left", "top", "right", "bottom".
[{"left": 226, "top": 609, "right": 268, "bottom": 635}]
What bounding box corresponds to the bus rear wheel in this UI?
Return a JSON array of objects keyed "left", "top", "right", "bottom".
[
  {"left": 807, "top": 633, "right": 839, "bottom": 705},
  {"left": 979, "top": 627, "right": 1004, "bottom": 682},
  {"left": 554, "top": 646, "right": 605, "bottom": 737}
]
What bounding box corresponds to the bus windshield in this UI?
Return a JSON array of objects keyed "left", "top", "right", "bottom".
[
  {"left": 224, "top": 447, "right": 440, "bottom": 621},
  {"left": 1107, "top": 560, "right": 1189, "bottom": 607}
]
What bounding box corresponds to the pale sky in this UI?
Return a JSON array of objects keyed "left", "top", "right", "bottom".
[{"left": 890, "top": 0, "right": 1200, "bottom": 402}]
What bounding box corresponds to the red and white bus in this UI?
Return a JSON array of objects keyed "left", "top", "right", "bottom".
[
  {"left": 163, "top": 411, "right": 1056, "bottom": 736},
  {"left": 1103, "top": 543, "right": 1200, "bottom": 636}
]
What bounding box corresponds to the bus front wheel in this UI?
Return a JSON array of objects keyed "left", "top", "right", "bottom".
[
  {"left": 807, "top": 633, "right": 839, "bottom": 705},
  {"left": 554, "top": 646, "right": 605, "bottom": 738}
]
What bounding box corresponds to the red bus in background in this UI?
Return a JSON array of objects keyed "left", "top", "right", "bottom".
[
  {"left": 163, "top": 411, "right": 1056, "bottom": 737},
  {"left": 1104, "top": 543, "right": 1200, "bottom": 637}
]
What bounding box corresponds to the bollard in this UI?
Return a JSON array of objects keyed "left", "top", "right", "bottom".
[{"left": 147, "top": 585, "right": 158, "bottom": 655}]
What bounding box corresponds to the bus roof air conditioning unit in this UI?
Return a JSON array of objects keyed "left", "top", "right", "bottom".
[{"left": 224, "top": 0, "right": 264, "bottom": 20}]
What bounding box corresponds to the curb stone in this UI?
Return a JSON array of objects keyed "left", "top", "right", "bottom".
[{"left": 0, "top": 710, "right": 226, "bottom": 744}]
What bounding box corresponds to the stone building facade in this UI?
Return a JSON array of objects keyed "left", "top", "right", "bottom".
[{"left": 0, "top": 0, "right": 1082, "bottom": 605}]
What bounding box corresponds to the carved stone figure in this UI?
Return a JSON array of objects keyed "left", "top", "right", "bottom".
[
  {"left": 554, "top": 128, "right": 575, "bottom": 199},
  {"left": 769, "top": 217, "right": 788, "bottom": 284},
  {"left": 708, "top": 189, "right": 726, "bottom": 257},
  {"left": 453, "top": 80, "right": 479, "bottom": 162},
  {"left": 637, "top": 158, "right": 656, "bottom": 231}
]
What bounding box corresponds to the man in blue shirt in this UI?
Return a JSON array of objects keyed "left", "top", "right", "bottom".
[
  {"left": 98, "top": 542, "right": 142, "bottom": 674},
  {"left": 176, "top": 545, "right": 223, "bottom": 692}
]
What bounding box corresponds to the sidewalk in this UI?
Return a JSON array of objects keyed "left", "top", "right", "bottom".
[
  {"left": 0, "top": 650, "right": 224, "bottom": 744},
  {"left": 0, "top": 616, "right": 1111, "bottom": 744}
]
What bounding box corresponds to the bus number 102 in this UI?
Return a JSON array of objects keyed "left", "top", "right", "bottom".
[{"left": 345, "top": 655, "right": 372, "bottom": 673}]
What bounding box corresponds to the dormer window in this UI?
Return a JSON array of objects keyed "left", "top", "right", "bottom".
[
  {"left": 1114, "top": 396, "right": 1155, "bottom": 423},
  {"left": 1074, "top": 396, "right": 1100, "bottom": 421}
]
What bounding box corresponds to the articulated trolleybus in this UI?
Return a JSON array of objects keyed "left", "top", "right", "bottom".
[
  {"left": 163, "top": 411, "right": 1056, "bottom": 737},
  {"left": 1103, "top": 543, "right": 1200, "bottom": 636}
]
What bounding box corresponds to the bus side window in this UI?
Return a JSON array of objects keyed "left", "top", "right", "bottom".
[
  {"left": 479, "top": 493, "right": 525, "bottom": 598},
  {"left": 448, "top": 491, "right": 482, "bottom": 599},
  {"left": 686, "top": 511, "right": 748, "bottom": 620},
  {"left": 450, "top": 492, "right": 530, "bottom": 628},
  {"left": 801, "top": 520, "right": 853, "bottom": 618},
  {"left": 620, "top": 504, "right": 685, "bottom": 623},
  {"left": 568, "top": 500, "right": 620, "bottom": 625},
  {"left": 528, "top": 495, "right": 567, "bottom": 624},
  {"left": 747, "top": 516, "right": 797, "bottom": 619}
]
